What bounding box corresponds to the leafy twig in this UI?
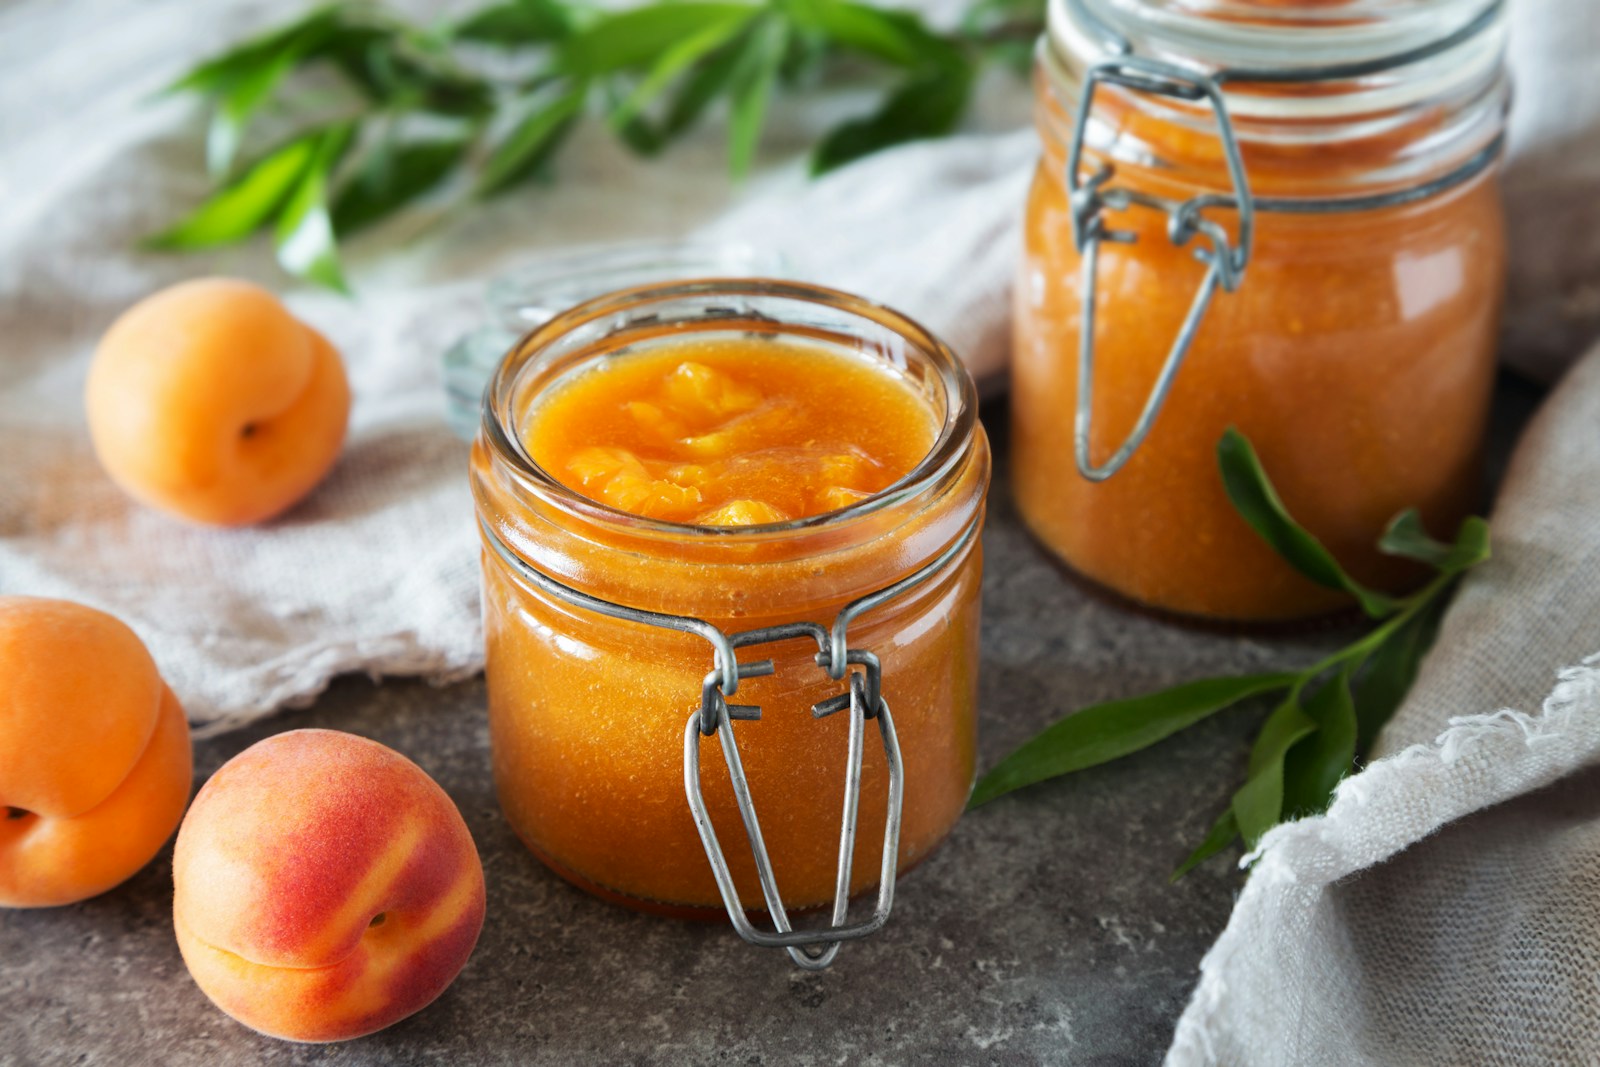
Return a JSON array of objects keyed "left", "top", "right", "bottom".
[
  {"left": 970, "top": 427, "right": 1491, "bottom": 880},
  {"left": 147, "top": 0, "right": 1044, "bottom": 289}
]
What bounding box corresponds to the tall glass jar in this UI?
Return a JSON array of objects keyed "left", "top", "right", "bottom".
[
  {"left": 1013, "top": 0, "right": 1509, "bottom": 622},
  {"left": 470, "top": 281, "right": 989, "bottom": 962}
]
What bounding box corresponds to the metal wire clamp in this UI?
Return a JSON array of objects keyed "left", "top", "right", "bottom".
[
  {"left": 480, "top": 510, "right": 981, "bottom": 969},
  {"left": 1067, "top": 54, "right": 1255, "bottom": 483},
  {"left": 1061, "top": 0, "right": 1507, "bottom": 482}
]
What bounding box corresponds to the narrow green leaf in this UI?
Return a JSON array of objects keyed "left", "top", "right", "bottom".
[
  {"left": 778, "top": 25, "right": 830, "bottom": 88},
  {"left": 1281, "top": 666, "right": 1359, "bottom": 819},
  {"left": 726, "top": 17, "right": 787, "bottom": 179},
  {"left": 1380, "top": 510, "right": 1491, "bottom": 575},
  {"left": 274, "top": 125, "right": 355, "bottom": 292},
  {"left": 164, "top": 5, "right": 341, "bottom": 97},
  {"left": 1218, "top": 427, "right": 1397, "bottom": 618},
  {"left": 968, "top": 672, "right": 1295, "bottom": 807},
  {"left": 614, "top": 115, "right": 667, "bottom": 155},
  {"left": 557, "top": 3, "right": 758, "bottom": 77},
  {"left": 454, "top": 0, "right": 576, "bottom": 45},
  {"left": 661, "top": 32, "right": 751, "bottom": 137},
  {"left": 477, "top": 84, "right": 587, "bottom": 196},
  {"left": 326, "top": 28, "right": 495, "bottom": 116},
  {"left": 811, "top": 62, "right": 974, "bottom": 174},
  {"left": 1231, "top": 695, "right": 1317, "bottom": 846},
  {"left": 1171, "top": 808, "right": 1238, "bottom": 882},
  {"left": 205, "top": 46, "right": 302, "bottom": 177},
  {"left": 145, "top": 134, "right": 319, "bottom": 250},
  {"left": 1352, "top": 595, "right": 1445, "bottom": 753},
  {"left": 598, "top": 80, "right": 667, "bottom": 154},
  {"left": 331, "top": 134, "right": 470, "bottom": 235},
  {"left": 787, "top": 0, "right": 933, "bottom": 67},
  {"left": 609, "top": 11, "right": 754, "bottom": 129}
]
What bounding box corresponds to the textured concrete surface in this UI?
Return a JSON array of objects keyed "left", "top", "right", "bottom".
[{"left": 0, "top": 380, "right": 1543, "bottom": 1066}]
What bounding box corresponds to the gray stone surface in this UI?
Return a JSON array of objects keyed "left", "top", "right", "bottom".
[{"left": 0, "top": 380, "right": 1544, "bottom": 1067}]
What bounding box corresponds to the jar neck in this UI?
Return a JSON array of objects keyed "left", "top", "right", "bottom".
[
  {"left": 471, "top": 280, "right": 989, "bottom": 620},
  {"left": 1040, "top": 0, "right": 1509, "bottom": 201}
]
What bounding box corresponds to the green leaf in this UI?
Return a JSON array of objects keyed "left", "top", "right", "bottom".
[
  {"left": 454, "top": 0, "right": 576, "bottom": 45},
  {"left": 614, "top": 114, "right": 667, "bottom": 155},
  {"left": 1281, "top": 666, "right": 1359, "bottom": 819},
  {"left": 599, "top": 80, "right": 667, "bottom": 154},
  {"left": 812, "top": 62, "right": 974, "bottom": 174},
  {"left": 145, "top": 134, "right": 320, "bottom": 250},
  {"left": 1171, "top": 808, "right": 1238, "bottom": 882},
  {"left": 327, "top": 28, "right": 495, "bottom": 116},
  {"left": 726, "top": 16, "right": 787, "bottom": 179},
  {"left": 778, "top": 25, "right": 831, "bottom": 88},
  {"left": 557, "top": 3, "right": 758, "bottom": 77},
  {"left": 274, "top": 124, "right": 355, "bottom": 292},
  {"left": 968, "top": 672, "right": 1295, "bottom": 807},
  {"left": 1218, "top": 427, "right": 1397, "bottom": 618},
  {"left": 205, "top": 46, "right": 302, "bottom": 177},
  {"left": 1352, "top": 597, "right": 1445, "bottom": 753},
  {"left": 477, "top": 84, "right": 588, "bottom": 196},
  {"left": 787, "top": 0, "right": 936, "bottom": 67},
  {"left": 661, "top": 31, "right": 751, "bottom": 137},
  {"left": 1380, "top": 510, "right": 1491, "bottom": 575},
  {"left": 1231, "top": 694, "right": 1317, "bottom": 846},
  {"left": 331, "top": 134, "right": 470, "bottom": 235},
  {"left": 164, "top": 5, "right": 341, "bottom": 97},
  {"left": 609, "top": 10, "right": 754, "bottom": 130}
]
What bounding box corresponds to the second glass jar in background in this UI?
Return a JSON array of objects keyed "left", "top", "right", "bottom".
[
  {"left": 1013, "top": 0, "right": 1510, "bottom": 622},
  {"left": 443, "top": 241, "right": 785, "bottom": 439}
]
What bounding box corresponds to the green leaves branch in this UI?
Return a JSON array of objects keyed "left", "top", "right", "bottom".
[
  {"left": 971, "top": 428, "right": 1491, "bottom": 880},
  {"left": 147, "top": 0, "right": 1045, "bottom": 288}
]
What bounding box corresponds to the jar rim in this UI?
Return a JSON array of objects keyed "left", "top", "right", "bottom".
[
  {"left": 480, "top": 278, "right": 981, "bottom": 542},
  {"left": 1047, "top": 0, "right": 1506, "bottom": 120}
]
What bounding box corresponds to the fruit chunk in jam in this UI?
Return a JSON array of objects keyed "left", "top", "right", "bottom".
[{"left": 522, "top": 338, "right": 936, "bottom": 525}]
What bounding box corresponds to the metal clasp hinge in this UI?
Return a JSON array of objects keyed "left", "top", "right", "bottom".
[
  {"left": 684, "top": 626, "right": 903, "bottom": 971},
  {"left": 1066, "top": 55, "right": 1256, "bottom": 482},
  {"left": 478, "top": 509, "right": 981, "bottom": 970}
]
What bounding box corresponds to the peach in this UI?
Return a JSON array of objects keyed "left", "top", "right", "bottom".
[
  {"left": 86, "top": 278, "right": 351, "bottom": 526},
  {"left": 0, "top": 596, "right": 193, "bottom": 907},
  {"left": 173, "top": 729, "right": 485, "bottom": 1043}
]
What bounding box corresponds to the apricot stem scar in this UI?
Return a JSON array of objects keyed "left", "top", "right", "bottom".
[
  {"left": 368, "top": 912, "right": 387, "bottom": 927},
  {"left": 5, "top": 807, "right": 29, "bottom": 820}
]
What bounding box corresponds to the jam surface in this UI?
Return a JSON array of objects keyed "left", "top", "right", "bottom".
[{"left": 522, "top": 338, "right": 936, "bottom": 526}]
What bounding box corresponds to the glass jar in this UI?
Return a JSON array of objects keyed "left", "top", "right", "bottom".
[
  {"left": 470, "top": 280, "right": 990, "bottom": 966},
  {"left": 442, "top": 241, "right": 786, "bottom": 439},
  {"left": 1013, "top": 0, "right": 1509, "bottom": 622}
]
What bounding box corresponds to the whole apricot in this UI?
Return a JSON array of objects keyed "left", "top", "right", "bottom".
[
  {"left": 173, "top": 729, "right": 486, "bottom": 1043},
  {"left": 0, "top": 597, "right": 194, "bottom": 907},
  {"left": 86, "top": 278, "right": 351, "bottom": 526}
]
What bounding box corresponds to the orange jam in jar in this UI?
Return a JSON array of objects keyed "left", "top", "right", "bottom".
[
  {"left": 471, "top": 281, "right": 989, "bottom": 933},
  {"left": 1013, "top": 0, "right": 1509, "bottom": 622}
]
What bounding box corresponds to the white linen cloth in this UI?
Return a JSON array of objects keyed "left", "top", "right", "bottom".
[
  {"left": 1166, "top": 341, "right": 1600, "bottom": 1066},
  {"left": 0, "top": 0, "right": 1029, "bottom": 734},
  {"left": 2, "top": 0, "right": 1600, "bottom": 1060}
]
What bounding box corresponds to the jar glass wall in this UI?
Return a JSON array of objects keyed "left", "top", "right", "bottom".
[
  {"left": 1012, "top": 0, "right": 1510, "bottom": 622},
  {"left": 471, "top": 281, "right": 990, "bottom": 915}
]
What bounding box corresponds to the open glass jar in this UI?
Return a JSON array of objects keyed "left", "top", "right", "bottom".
[
  {"left": 470, "top": 280, "right": 990, "bottom": 968},
  {"left": 1013, "top": 0, "right": 1510, "bottom": 622}
]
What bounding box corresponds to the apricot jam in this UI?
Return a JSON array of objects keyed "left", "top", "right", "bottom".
[
  {"left": 1013, "top": 0, "right": 1509, "bottom": 622},
  {"left": 523, "top": 340, "right": 935, "bottom": 526},
  {"left": 471, "top": 281, "right": 989, "bottom": 915}
]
